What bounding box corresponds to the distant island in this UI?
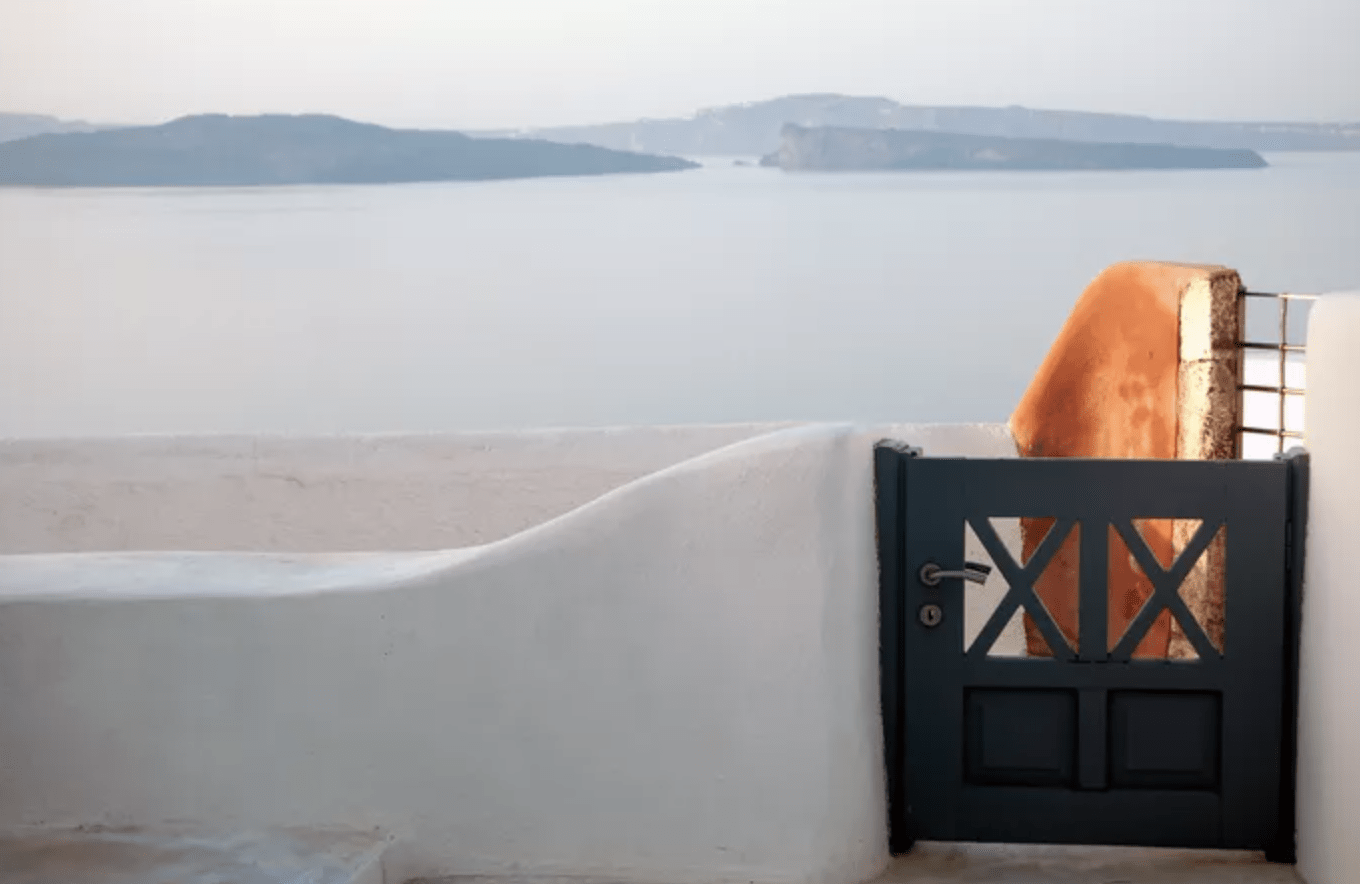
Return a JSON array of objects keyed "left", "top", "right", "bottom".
[
  {"left": 0, "top": 114, "right": 698, "bottom": 187},
  {"left": 761, "top": 125, "right": 1268, "bottom": 172},
  {"left": 477, "top": 94, "right": 1360, "bottom": 156},
  {"left": 0, "top": 112, "right": 106, "bottom": 144}
]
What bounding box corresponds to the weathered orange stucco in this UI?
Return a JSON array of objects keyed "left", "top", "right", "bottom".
[{"left": 1009, "top": 261, "right": 1241, "bottom": 659}]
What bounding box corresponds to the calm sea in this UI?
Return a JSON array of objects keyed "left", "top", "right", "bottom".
[{"left": 2, "top": 152, "right": 1356, "bottom": 438}]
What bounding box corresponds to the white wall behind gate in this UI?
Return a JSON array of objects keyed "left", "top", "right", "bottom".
[{"left": 1296, "top": 293, "right": 1360, "bottom": 884}]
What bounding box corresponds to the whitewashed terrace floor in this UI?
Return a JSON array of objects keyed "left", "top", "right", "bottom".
[
  {"left": 0, "top": 831, "right": 1307, "bottom": 884},
  {"left": 0, "top": 826, "right": 387, "bottom": 884},
  {"left": 879, "top": 842, "right": 1303, "bottom": 884}
]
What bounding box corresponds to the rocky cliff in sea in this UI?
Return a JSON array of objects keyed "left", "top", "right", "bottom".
[
  {"left": 760, "top": 125, "right": 1269, "bottom": 172},
  {"left": 0, "top": 112, "right": 105, "bottom": 144},
  {"left": 0, "top": 114, "right": 698, "bottom": 187},
  {"left": 477, "top": 94, "right": 1360, "bottom": 157}
]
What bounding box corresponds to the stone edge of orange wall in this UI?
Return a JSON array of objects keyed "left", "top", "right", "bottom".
[
  {"left": 1177, "top": 266, "right": 1244, "bottom": 461},
  {"left": 1170, "top": 265, "right": 1242, "bottom": 657}
]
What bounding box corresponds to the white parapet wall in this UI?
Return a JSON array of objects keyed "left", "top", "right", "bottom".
[
  {"left": 0, "top": 422, "right": 1015, "bottom": 884},
  {"left": 1296, "top": 293, "right": 1360, "bottom": 884}
]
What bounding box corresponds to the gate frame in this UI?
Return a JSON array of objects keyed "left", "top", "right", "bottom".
[{"left": 873, "top": 444, "right": 1309, "bottom": 861}]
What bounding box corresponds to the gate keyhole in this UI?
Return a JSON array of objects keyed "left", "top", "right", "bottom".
[{"left": 919, "top": 603, "right": 944, "bottom": 628}]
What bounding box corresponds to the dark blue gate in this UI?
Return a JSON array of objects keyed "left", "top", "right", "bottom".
[{"left": 874, "top": 446, "right": 1307, "bottom": 861}]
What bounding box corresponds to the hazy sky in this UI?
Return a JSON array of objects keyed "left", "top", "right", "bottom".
[{"left": 2, "top": 0, "right": 1357, "bottom": 129}]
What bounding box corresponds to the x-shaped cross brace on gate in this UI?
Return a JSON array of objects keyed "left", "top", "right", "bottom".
[
  {"left": 967, "top": 516, "right": 1077, "bottom": 660},
  {"left": 1109, "top": 518, "right": 1224, "bottom": 662},
  {"left": 963, "top": 515, "right": 1224, "bottom": 661}
]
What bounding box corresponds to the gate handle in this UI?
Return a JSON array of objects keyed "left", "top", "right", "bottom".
[{"left": 919, "top": 561, "right": 993, "bottom": 587}]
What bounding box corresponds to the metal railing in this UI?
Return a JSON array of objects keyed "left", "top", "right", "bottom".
[{"left": 1237, "top": 290, "right": 1317, "bottom": 458}]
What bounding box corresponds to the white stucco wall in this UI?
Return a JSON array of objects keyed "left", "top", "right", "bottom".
[
  {"left": 1296, "top": 294, "right": 1360, "bottom": 884},
  {"left": 0, "top": 422, "right": 1015, "bottom": 884},
  {"left": 0, "top": 424, "right": 788, "bottom": 553}
]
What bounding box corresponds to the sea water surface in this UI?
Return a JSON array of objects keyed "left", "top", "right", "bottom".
[{"left": 1, "top": 152, "right": 1356, "bottom": 438}]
